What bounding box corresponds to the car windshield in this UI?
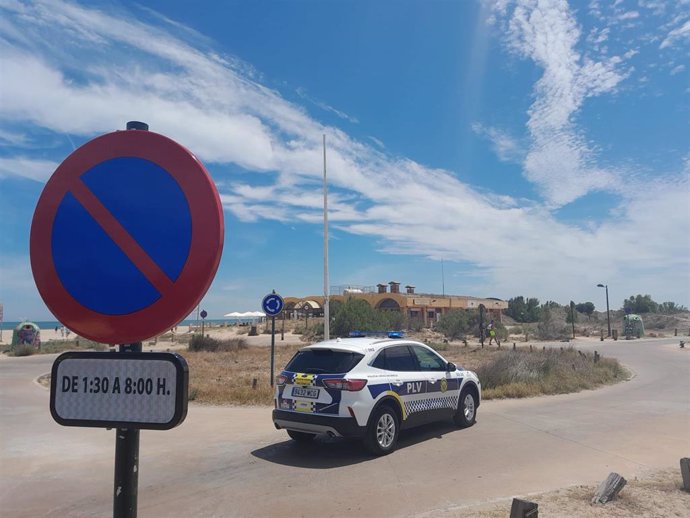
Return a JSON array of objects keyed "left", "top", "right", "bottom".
[{"left": 285, "top": 349, "right": 364, "bottom": 374}]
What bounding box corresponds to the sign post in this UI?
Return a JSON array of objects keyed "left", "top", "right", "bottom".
[
  {"left": 479, "top": 304, "right": 486, "bottom": 348},
  {"left": 200, "top": 309, "right": 208, "bottom": 337},
  {"left": 114, "top": 342, "right": 141, "bottom": 518},
  {"left": 262, "top": 291, "right": 284, "bottom": 387},
  {"left": 31, "top": 121, "right": 223, "bottom": 518}
]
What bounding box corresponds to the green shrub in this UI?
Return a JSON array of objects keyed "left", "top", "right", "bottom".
[
  {"left": 331, "top": 298, "right": 403, "bottom": 337},
  {"left": 436, "top": 310, "right": 473, "bottom": 340},
  {"left": 188, "top": 335, "right": 247, "bottom": 352},
  {"left": 12, "top": 344, "right": 36, "bottom": 357}
]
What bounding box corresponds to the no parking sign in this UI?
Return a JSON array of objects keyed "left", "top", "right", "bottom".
[
  {"left": 30, "top": 128, "right": 223, "bottom": 344},
  {"left": 31, "top": 123, "right": 224, "bottom": 517}
]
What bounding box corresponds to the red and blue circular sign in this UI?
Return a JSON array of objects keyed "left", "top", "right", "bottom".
[{"left": 30, "top": 129, "right": 224, "bottom": 344}]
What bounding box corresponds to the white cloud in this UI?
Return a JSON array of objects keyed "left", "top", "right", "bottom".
[
  {"left": 0, "top": 156, "right": 59, "bottom": 182},
  {"left": 618, "top": 11, "right": 640, "bottom": 21},
  {"left": 489, "top": 0, "right": 631, "bottom": 206},
  {"left": 296, "top": 87, "right": 359, "bottom": 124},
  {"left": 670, "top": 64, "right": 686, "bottom": 75},
  {"left": 660, "top": 20, "right": 690, "bottom": 49},
  {"left": 472, "top": 123, "right": 524, "bottom": 162}
]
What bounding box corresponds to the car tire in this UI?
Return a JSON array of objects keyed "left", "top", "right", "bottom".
[
  {"left": 363, "top": 405, "right": 399, "bottom": 456},
  {"left": 453, "top": 387, "right": 477, "bottom": 428},
  {"left": 287, "top": 430, "right": 316, "bottom": 442}
]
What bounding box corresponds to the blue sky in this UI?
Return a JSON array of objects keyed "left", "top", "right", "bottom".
[{"left": 1, "top": 0, "right": 689, "bottom": 321}]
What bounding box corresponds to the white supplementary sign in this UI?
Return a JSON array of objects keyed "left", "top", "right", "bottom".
[{"left": 54, "top": 358, "right": 178, "bottom": 424}]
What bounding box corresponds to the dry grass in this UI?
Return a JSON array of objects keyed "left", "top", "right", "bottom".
[
  {"left": 184, "top": 342, "right": 627, "bottom": 406},
  {"left": 473, "top": 347, "right": 627, "bottom": 399},
  {"left": 445, "top": 468, "right": 689, "bottom": 517},
  {"left": 188, "top": 335, "right": 248, "bottom": 352},
  {"left": 4, "top": 339, "right": 108, "bottom": 356},
  {"left": 11, "top": 344, "right": 36, "bottom": 356},
  {"left": 185, "top": 344, "right": 302, "bottom": 405}
]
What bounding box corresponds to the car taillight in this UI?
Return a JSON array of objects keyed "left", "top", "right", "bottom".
[
  {"left": 276, "top": 375, "right": 288, "bottom": 386},
  {"left": 323, "top": 379, "right": 368, "bottom": 391}
]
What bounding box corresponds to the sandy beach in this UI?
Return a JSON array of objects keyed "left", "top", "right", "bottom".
[{"left": 0, "top": 322, "right": 305, "bottom": 351}]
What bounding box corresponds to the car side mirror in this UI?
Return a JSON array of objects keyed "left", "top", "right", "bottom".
[{"left": 446, "top": 362, "right": 457, "bottom": 372}]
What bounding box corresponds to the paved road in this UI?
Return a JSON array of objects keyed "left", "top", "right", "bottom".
[{"left": 1, "top": 338, "right": 688, "bottom": 517}]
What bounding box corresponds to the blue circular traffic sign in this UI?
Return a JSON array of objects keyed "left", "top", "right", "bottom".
[
  {"left": 30, "top": 129, "right": 224, "bottom": 344},
  {"left": 262, "top": 293, "right": 284, "bottom": 317}
]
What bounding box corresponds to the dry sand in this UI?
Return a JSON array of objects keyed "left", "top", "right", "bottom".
[
  {"left": 431, "top": 468, "right": 689, "bottom": 517},
  {"left": 1, "top": 323, "right": 305, "bottom": 351}
]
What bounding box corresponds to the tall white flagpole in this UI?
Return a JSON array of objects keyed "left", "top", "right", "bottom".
[{"left": 323, "top": 134, "right": 330, "bottom": 340}]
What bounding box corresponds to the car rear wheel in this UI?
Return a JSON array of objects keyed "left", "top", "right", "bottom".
[
  {"left": 453, "top": 387, "right": 477, "bottom": 428},
  {"left": 287, "top": 430, "right": 316, "bottom": 442},
  {"left": 364, "top": 405, "right": 399, "bottom": 456}
]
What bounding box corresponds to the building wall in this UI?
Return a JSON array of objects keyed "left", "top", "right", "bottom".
[{"left": 283, "top": 292, "right": 507, "bottom": 326}]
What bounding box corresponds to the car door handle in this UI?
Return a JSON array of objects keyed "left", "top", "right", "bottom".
[{"left": 392, "top": 381, "right": 403, "bottom": 387}]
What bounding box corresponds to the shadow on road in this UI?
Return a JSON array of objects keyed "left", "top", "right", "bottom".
[{"left": 251, "top": 420, "right": 462, "bottom": 468}]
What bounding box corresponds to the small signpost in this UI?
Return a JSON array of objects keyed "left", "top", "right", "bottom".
[
  {"left": 200, "top": 309, "right": 208, "bottom": 336},
  {"left": 262, "top": 291, "right": 284, "bottom": 386},
  {"left": 30, "top": 122, "right": 223, "bottom": 518}
]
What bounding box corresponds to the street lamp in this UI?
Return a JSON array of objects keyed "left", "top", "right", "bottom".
[{"left": 597, "top": 284, "right": 611, "bottom": 337}]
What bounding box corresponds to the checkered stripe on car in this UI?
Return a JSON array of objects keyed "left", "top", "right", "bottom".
[
  {"left": 404, "top": 395, "right": 459, "bottom": 415},
  {"left": 292, "top": 373, "right": 318, "bottom": 386}
]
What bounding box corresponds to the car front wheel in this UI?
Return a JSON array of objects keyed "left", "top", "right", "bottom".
[
  {"left": 364, "top": 405, "right": 399, "bottom": 456},
  {"left": 453, "top": 387, "right": 477, "bottom": 428}
]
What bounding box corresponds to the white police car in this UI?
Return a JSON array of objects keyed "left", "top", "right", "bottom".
[{"left": 272, "top": 334, "right": 481, "bottom": 455}]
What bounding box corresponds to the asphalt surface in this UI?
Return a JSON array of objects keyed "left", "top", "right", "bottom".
[{"left": 1, "top": 338, "right": 688, "bottom": 517}]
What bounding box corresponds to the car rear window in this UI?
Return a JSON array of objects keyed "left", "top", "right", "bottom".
[{"left": 285, "top": 349, "right": 364, "bottom": 374}]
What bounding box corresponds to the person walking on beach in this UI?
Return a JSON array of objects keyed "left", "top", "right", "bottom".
[{"left": 487, "top": 320, "right": 499, "bottom": 346}]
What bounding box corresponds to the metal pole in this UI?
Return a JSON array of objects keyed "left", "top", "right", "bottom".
[
  {"left": 441, "top": 259, "right": 445, "bottom": 297},
  {"left": 479, "top": 304, "right": 485, "bottom": 347},
  {"left": 112, "top": 121, "right": 148, "bottom": 518},
  {"left": 281, "top": 311, "right": 285, "bottom": 341},
  {"left": 270, "top": 317, "right": 276, "bottom": 387},
  {"left": 114, "top": 342, "right": 142, "bottom": 518},
  {"left": 570, "top": 301, "right": 576, "bottom": 339},
  {"left": 605, "top": 285, "right": 611, "bottom": 337},
  {"left": 323, "top": 134, "right": 330, "bottom": 340}
]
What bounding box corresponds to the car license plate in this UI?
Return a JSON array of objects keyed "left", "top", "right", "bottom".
[{"left": 292, "top": 386, "right": 319, "bottom": 399}]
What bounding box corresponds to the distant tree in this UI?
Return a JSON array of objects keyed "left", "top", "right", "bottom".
[
  {"left": 436, "top": 310, "right": 472, "bottom": 340},
  {"left": 623, "top": 294, "right": 659, "bottom": 314},
  {"left": 506, "top": 296, "right": 541, "bottom": 323},
  {"left": 566, "top": 302, "right": 578, "bottom": 324},
  {"left": 575, "top": 302, "right": 595, "bottom": 318},
  {"left": 536, "top": 305, "right": 569, "bottom": 340},
  {"left": 658, "top": 301, "right": 688, "bottom": 314},
  {"left": 331, "top": 297, "right": 403, "bottom": 337}
]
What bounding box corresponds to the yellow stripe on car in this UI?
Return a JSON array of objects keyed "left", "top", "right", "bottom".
[{"left": 384, "top": 390, "right": 408, "bottom": 420}]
